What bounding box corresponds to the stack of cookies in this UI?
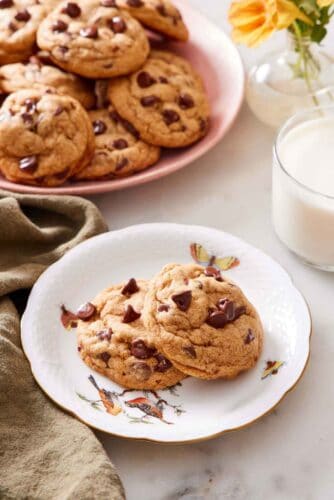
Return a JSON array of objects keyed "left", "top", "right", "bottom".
[
  {"left": 0, "top": 0, "right": 210, "bottom": 187},
  {"left": 76, "top": 263, "right": 264, "bottom": 390}
]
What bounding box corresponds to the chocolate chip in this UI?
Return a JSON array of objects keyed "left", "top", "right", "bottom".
[
  {"left": 204, "top": 266, "right": 223, "bottom": 281},
  {"left": 101, "top": 0, "right": 116, "bottom": 5},
  {"left": 0, "top": 0, "right": 13, "bottom": 8},
  {"left": 109, "top": 110, "right": 120, "bottom": 122},
  {"left": 59, "top": 45, "right": 69, "bottom": 54},
  {"left": 8, "top": 21, "right": 17, "bottom": 31},
  {"left": 98, "top": 328, "right": 113, "bottom": 341},
  {"left": 76, "top": 302, "right": 96, "bottom": 320},
  {"left": 120, "top": 118, "right": 139, "bottom": 138},
  {"left": 127, "top": 0, "right": 143, "bottom": 6},
  {"left": 113, "top": 138, "right": 128, "bottom": 149},
  {"left": 172, "top": 290, "right": 192, "bottom": 312},
  {"left": 183, "top": 345, "right": 196, "bottom": 358},
  {"left": 61, "top": 2, "right": 81, "bottom": 17},
  {"left": 162, "top": 109, "right": 180, "bottom": 125},
  {"left": 60, "top": 304, "right": 78, "bottom": 328},
  {"left": 24, "top": 98, "right": 37, "bottom": 112},
  {"left": 159, "top": 76, "right": 168, "bottom": 84},
  {"left": 52, "top": 20, "right": 68, "bottom": 32},
  {"left": 245, "top": 329, "right": 255, "bottom": 344},
  {"left": 54, "top": 105, "right": 64, "bottom": 116},
  {"left": 137, "top": 71, "right": 156, "bottom": 88},
  {"left": 178, "top": 93, "right": 194, "bottom": 110},
  {"left": 19, "top": 156, "right": 38, "bottom": 174},
  {"left": 158, "top": 304, "right": 169, "bottom": 312},
  {"left": 123, "top": 305, "right": 141, "bottom": 323},
  {"left": 21, "top": 112, "right": 33, "bottom": 124},
  {"left": 130, "top": 339, "right": 155, "bottom": 359},
  {"left": 108, "top": 16, "right": 126, "bottom": 33},
  {"left": 77, "top": 345, "right": 82, "bottom": 351},
  {"left": 155, "top": 354, "right": 172, "bottom": 372},
  {"left": 235, "top": 305, "right": 246, "bottom": 319},
  {"left": 80, "top": 25, "right": 98, "bottom": 38},
  {"left": 132, "top": 361, "right": 152, "bottom": 381},
  {"left": 15, "top": 9, "right": 31, "bottom": 21},
  {"left": 100, "top": 352, "right": 111, "bottom": 364},
  {"left": 206, "top": 311, "right": 228, "bottom": 329},
  {"left": 92, "top": 119, "right": 107, "bottom": 135},
  {"left": 140, "top": 95, "right": 160, "bottom": 107},
  {"left": 116, "top": 157, "right": 128, "bottom": 171},
  {"left": 121, "top": 278, "right": 139, "bottom": 296},
  {"left": 217, "top": 299, "right": 235, "bottom": 321},
  {"left": 156, "top": 4, "right": 167, "bottom": 16}
]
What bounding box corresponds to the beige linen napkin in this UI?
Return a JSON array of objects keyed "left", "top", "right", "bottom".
[{"left": 0, "top": 190, "right": 125, "bottom": 500}]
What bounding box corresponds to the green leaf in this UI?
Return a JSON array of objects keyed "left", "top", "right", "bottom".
[{"left": 311, "top": 24, "right": 327, "bottom": 43}]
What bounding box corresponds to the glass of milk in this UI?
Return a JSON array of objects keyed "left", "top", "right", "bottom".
[{"left": 273, "top": 105, "right": 334, "bottom": 271}]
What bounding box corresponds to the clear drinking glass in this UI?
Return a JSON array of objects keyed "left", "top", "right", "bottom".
[{"left": 272, "top": 106, "right": 334, "bottom": 271}]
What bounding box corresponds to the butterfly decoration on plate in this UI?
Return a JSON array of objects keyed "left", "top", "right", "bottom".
[{"left": 190, "top": 243, "right": 240, "bottom": 271}]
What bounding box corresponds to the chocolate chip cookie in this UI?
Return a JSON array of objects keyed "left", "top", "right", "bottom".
[
  {"left": 0, "top": 0, "right": 50, "bottom": 64},
  {"left": 77, "top": 279, "right": 185, "bottom": 390},
  {"left": 143, "top": 264, "right": 264, "bottom": 380},
  {"left": 0, "top": 88, "right": 94, "bottom": 186},
  {"left": 37, "top": 0, "right": 150, "bottom": 78},
  {"left": 74, "top": 107, "right": 160, "bottom": 181},
  {"left": 108, "top": 50, "right": 210, "bottom": 148},
  {"left": 117, "top": 0, "right": 188, "bottom": 41},
  {"left": 0, "top": 62, "right": 95, "bottom": 109}
]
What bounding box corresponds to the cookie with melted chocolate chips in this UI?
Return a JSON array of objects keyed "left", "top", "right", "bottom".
[
  {"left": 77, "top": 279, "right": 185, "bottom": 390},
  {"left": 143, "top": 263, "right": 264, "bottom": 380},
  {"left": 108, "top": 49, "right": 210, "bottom": 148}
]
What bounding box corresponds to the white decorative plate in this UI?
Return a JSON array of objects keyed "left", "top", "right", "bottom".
[{"left": 21, "top": 224, "right": 311, "bottom": 443}]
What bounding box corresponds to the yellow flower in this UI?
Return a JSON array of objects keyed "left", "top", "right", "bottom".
[
  {"left": 228, "top": 0, "right": 311, "bottom": 47},
  {"left": 317, "top": 0, "right": 333, "bottom": 6}
]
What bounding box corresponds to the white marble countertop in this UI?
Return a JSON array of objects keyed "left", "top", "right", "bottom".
[{"left": 88, "top": 2, "right": 334, "bottom": 498}]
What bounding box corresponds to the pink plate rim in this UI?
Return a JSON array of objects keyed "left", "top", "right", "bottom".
[{"left": 0, "top": 3, "right": 245, "bottom": 195}]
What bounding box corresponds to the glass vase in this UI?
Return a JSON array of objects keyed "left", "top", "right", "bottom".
[{"left": 246, "top": 33, "right": 334, "bottom": 128}]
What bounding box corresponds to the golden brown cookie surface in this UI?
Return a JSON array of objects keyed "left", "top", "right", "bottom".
[
  {"left": 143, "top": 263, "right": 264, "bottom": 380},
  {"left": 108, "top": 50, "right": 210, "bottom": 148},
  {"left": 77, "top": 279, "right": 185, "bottom": 390}
]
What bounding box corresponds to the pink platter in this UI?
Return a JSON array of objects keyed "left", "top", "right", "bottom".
[{"left": 0, "top": 1, "right": 245, "bottom": 195}]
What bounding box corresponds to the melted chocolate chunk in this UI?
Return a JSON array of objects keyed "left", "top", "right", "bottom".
[
  {"left": 93, "top": 119, "right": 107, "bottom": 135},
  {"left": 115, "top": 157, "right": 128, "bottom": 171},
  {"left": 15, "top": 9, "right": 31, "bottom": 21},
  {"left": 127, "top": 0, "right": 143, "bottom": 6},
  {"left": 235, "top": 305, "right": 246, "bottom": 319},
  {"left": 21, "top": 112, "right": 33, "bottom": 124},
  {"left": 52, "top": 20, "right": 68, "bottom": 32},
  {"left": 132, "top": 361, "right": 152, "bottom": 381},
  {"left": 100, "top": 352, "right": 111, "bottom": 364},
  {"left": 155, "top": 354, "right": 172, "bottom": 372},
  {"left": 245, "top": 329, "right": 255, "bottom": 345},
  {"left": 137, "top": 71, "right": 156, "bottom": 88},
  {"left": 178, "top": 93, "right": 194, "bottom": 109},
  {"left": 0, "top": 0, "right": 13, "bottom": 8},
  {"left": 217, "top": 299, "right": 235, "bottom": 321},
  {"left": 60, "top": 304, "right": 77, "bottom": 329},
  {"left": 204, "top": 266, "right": 223, "bottom": 281},
  {"left": 183, "top": 345, "right": 197, "bottom": 358},
  {"left": 80, "top": 25, "right": 98, "bottom": 38},
  {"left": 24, "top": 98, "right": 37, "bottom": 112},
  {"left": 158, "top": 304, "right": 169, "bottom": 312},
  {"left": 19, "top": 156, "right": 38, "bottom": 174},
  {"left": 121, "top": 278, "right": 139, "bottom": 296},
  {"left": 61, "top": 2, "right": 81, "bottom": 17},
  {"left": 130, "top": 339, "right": 156, "bottom": 359},
  {"left": 123, "top": 304, "right": 141, "bottom": 323},
  {"left": 172, "top": 290, "right": 192, "bottom": 312},
  {"left": 206, "top": 311, "right": 227, "bottom": 329},
  {"left": 76, "top": 302, "right": 96, "bottom": 320},
  {"left": 108, "top": 16, "right": 126, "bottom": 33},
  {"left": 101, "top": 0, "right": 116, "bottom": 6},
  {"left": 113, "top": 138, "right": 128, "bottom": 149},
  {"left": 98, "top": 328, "right": 113, "bottom": 341},
  {"left": 156, "top": 3, "right": 167, "bottom": 16},
  {"left": 140, "top": 95, "right": 160, "bottom": 107},
  {"left": 162, "top": 109, "right": 180, "bottom": 125},
  {"left": 159, "top": 76, "right": 168, "bottom": 84}
]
